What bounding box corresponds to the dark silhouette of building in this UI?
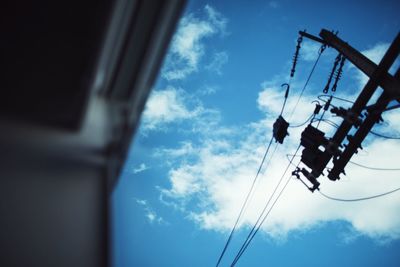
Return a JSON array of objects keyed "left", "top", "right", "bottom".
[{"left": 0, "top": 1, "right": 185, "bottom": 266}]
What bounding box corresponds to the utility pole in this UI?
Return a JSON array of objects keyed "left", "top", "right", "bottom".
[{"left": 297, "top": 29, "right": 400, "bottom": 185}]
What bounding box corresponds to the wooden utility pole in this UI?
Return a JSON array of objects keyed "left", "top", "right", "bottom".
[{"left": 298, "top": 29, "right": 400, "bottom": 182}]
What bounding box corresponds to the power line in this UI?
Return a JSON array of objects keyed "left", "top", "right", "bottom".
[
  {"left": 348, "top": 161, "right": 400, "bottom": 171},
  {"left": 370, "top": 130, "right": 400, "bottom": 140},
  {"left": 279, "top": 83, "right": 290, "bottom": 116},
  {"left": 314, "top": 118, "right": 339, "bottom": 128},
  {"left": 316, "top": 118, "right": 400, "bottom": 140},
  {"left": 230, "top": 145, "right": 301, "bottom": 266},
  {"left": 231, "top": 161, "right": 298, "bottom": 267},
  {"left": 215, "top": 136, "right": 275, "bottom": 267},
  {"left": 223, "top": 43, "right": 323, "bottom": 265},
  {"left": 289, "top": 114, "right": 313, "bottom": 128},
  {"left": 216, "top": 39, "right": 310, "bottom": 264},
  {"left": 286, "top": 153, "right": 400, "bottom": 172},
  {"left": 317, "top": 94, "right": 354, "bottom": 105},
  {"left": 288, "top": 45, "right": 325, "bottom": 121},
  {"left": 318, "top": 186, "right": 400, "bottom": 202},
  {"left": 316, "top": 100, "right": 328, "bottom": 129}
]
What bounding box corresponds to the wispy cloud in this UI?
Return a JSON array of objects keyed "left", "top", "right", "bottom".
[
  {"left": 355, "top": 43, "right": 390, "bottom": 88},
  {"left": 136, "top": 199, "right": 167, "bottom": 225},
  {"left": 132, "top": 163, "right": 149, "bottom": 174},
  {"left": 197, "top": 85, "right": 219, "bottom": 96},
  {"left": 141, "top": 86, "right": 234, "bottom": 136},
  {"left": 154, "top": 141, "right": 195, "bottom": 158},
  {"left": 155, "top": 42, "right": 400, "bottom": 242},
  {"left": 141, "top": 87, "right": 201, "bottom": 131},
  {"left": 206, "top": 51, "right": 229, "bottom": 75},
  {"left": 162, "top": 5, "right": 228, "bottom": 80},
  {"left": 300, "top": 39, "right": 323, "bottom": 62},
  {"left": 204, "top": 5, "right": 228, "bottom": 35}
]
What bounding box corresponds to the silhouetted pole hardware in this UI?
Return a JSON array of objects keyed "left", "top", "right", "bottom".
[
  {"left": 296, "top": 29, "right": 400, "bottom": 191},
  {"left": 273, "top": 116, "right": 290, "bottom": 144}
]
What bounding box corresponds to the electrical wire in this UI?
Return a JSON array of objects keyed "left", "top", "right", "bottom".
[
  {"left": 216, "top": 37, "right": 311, "bottom": 266},
  {"left": 286, "top": 155, "right": 298, "bottom": 168},
  {"left": 231, "top": 158, "right": 299, "bottom": 267},
  {"left": 316, "top": 118, "right": 400, "bottom": 140},
  {"left": 348, "top": 161, "right": 400, "bottom": 171},
  {"left": 219, "top": 40, "right": 324, "bottom": 267},
  {"left": 279, "top": 83, "right": 290, "bottom": 116},
  {"left": 370, "top": 130, "right": 400, "bottom": 140},
  {"left": 230, "top": 145, "right": 301, "bottom": 266},
  {"left": 316, "top": 98, "right": 330, "bottom": 129},
  {"left": 318, "top": 186, "right": 400, "bottom": 202},
  {"left": 315, "top": 118, "right": 339, "bottom": 128},
  {"left": 215, "top": 135, "right": 275, "bottom": 267},
  {"left": 289, "top": 114, "right": 313, "bottom": 128},
  {"left": 286, "top": 153, "right": 400, "bottom": 172},
  {"left": 315, "top": 97, "right": 400, "bottom": 140},
  {"left": 288, "top": 46, "right": 325, "bottom": 121},
  {"left": 317, "top": 94, "right": 354, "bottom": 105}
]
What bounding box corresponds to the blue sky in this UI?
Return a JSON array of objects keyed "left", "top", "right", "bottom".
[{"left": 112, "top": 1, "right": 400, "bottom": 266}]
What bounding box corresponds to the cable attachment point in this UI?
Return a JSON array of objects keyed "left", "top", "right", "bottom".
[
  {"left": 292, "top": 167, "right": 301, "bottom": 179},
  {"left": 377, "top": 115, "right": 384, "bottom": 123},
  {"left": 296, "top": 168, "right": 320, "bottom": 192},
  {"left": 331, "top": 107, "right": 362, "bottom": 127},
  {"left": 273, "top": 116, "right": 290, "bottom": 144},
  {"left": 331, "top": 55, "right": 346, "bottom": 92},
  {"left": 346, "top": 135, "right": 363, "bottom": 151},
  {"left": 290, "top": 32, "right": 304, "bottom": 78},
  {"left": 323, "top": 95, "right": 333, "bottom": 111},
  {"left": 318, "top": 44, "right": 327, "bottom": 54},
  {"left": 328, "top": 167, "right": 344, "bottom": 181},
  {"left": 279, "top": 83, "right": 291, "bottom": 116},
  {"left": 281, "top": 83, "right": 290, "bottom": 98},
  {"left": 325, "top": 140, "right": 341, "bottom": 157},
  {"left": 323, "top": 53, "right": 341, "bottom": 93},
  {"left": 313, "top": 102, "right": 322, "bottom": 115}
]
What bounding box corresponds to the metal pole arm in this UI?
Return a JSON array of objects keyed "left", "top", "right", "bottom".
[
  {"left": 319, "top": 29, "right": 400, "bottom": 98},
  {"left": 299, "top": 29, "right": 400, "bottom": 98},
  {"left": 298, "top": 30, "right": 326, "bottom": 44}
]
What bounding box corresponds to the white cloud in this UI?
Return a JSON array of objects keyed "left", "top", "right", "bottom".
[
  {"left": 146, "top": 37, "right": 400, "bottom": 246},
  {"left": 141, "top": 87, "right": 201, "bottom": 131},
  {"left": 257, "top": 79, "right": 317, "bottom": 127},
  {"left": 136, "top": 198, "right": 166, "bottom": 225},
  {"left": 162, "top": 5, "right": 228, "bottom": 80},
  {"left": 154, "top": 141, "right": 195, "bottom": 158},
  {"left": 206, "top": 51, "right": 229, "bottom": 75},
  {"left": 257, "top": 84, "right": 287, "bottom": 115},
  {"left": 362, "top": 43, "right": 390, "bottom": 64},
  {"left": 197, "top": 85, "right": 219, "bottom": 96},
  {"left": 300, "top": 40, "right": 322, "bottom": 62},
  {"left": 204, "top": 5, "right": 228, "bottom": 35},
  {"left": 353, "top": 42, "right": 399, "bottom": 90},
  {"left": 157, "top": 79, "right": 400, "bottom": 243},
  {"left": 141, "top": 86, "right": 231, "bottom": 136},
  {"left": 132, "top": 163, "right": 148, "bottom": 174},
  {"left": 355, "top": 43, "right": 390, "bottom": 88}
]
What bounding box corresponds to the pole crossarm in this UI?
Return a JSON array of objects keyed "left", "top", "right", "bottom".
[
  {"left": 299, "top": 29, "right": 400, "bottom": 98},
  {"left": 298, "top": 29, "right": 400, "bottom": 182},
  {"left": 298, "top": 30, "right": 325, "bottom": 44},
  {"left": 320, "top": 29, "right": 400, "bottom": 98}
]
